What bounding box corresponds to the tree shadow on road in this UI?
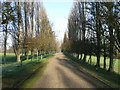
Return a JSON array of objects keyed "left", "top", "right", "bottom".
[{"left": 56, "top": 57, "right": 111, "bottom": 88}]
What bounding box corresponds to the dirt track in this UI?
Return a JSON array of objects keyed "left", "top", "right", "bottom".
[{"left": 32, "top": 53, "right": 110, "bottom": 88}]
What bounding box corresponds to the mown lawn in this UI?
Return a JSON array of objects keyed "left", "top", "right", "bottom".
[
  {"left": 0, "top": 53, "right": 34, "bottom": 64},
  {"left": 63, "top": 52, "right": 120, "bottom": 88},
  {"left": 2, "top": 54, "right": 54, "bottom": 88},
  {"left": 85, "top": 55, "right": 120, "bottom": 74},
  {"left": 0, "top": 53, "right": 16, "bottom": 64}
]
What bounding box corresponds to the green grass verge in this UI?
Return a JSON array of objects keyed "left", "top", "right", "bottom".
[
  {"left": 2, "top": 54, "right": 54, "bottom": 88},
  {"left": 19, "top": 55, "right": 53, "bottom": 88},
  {"left": 63, "top": 52, "right": 120, "bottom": 88}
]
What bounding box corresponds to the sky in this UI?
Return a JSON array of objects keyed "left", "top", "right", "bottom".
[{"left": 43, "top": 1, "right": 73, "bottom": 42}]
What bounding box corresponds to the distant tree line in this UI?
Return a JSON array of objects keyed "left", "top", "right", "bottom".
[
  {"left": 1, "top": 1, "right": 58, "bottom": 64},
  {"left": 61, "top": 1, "right": 120, "bottom": 72}
]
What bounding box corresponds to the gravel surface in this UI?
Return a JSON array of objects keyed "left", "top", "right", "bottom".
[{"left": 32, "top": 53, "right": 110, "bottom": 88}]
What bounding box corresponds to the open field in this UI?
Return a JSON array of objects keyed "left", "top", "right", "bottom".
[
  {"left": 86, "top": 55, "right": 119, "bottom": 74},
  {"left": 0, "top": 53, "right": 35, "bottom": 64},
  {"left": 73, "top": 54, "right": 120, "bottom": 74},
  {"left": 0, "top": 53, "right": 16, "bottom": 64}
]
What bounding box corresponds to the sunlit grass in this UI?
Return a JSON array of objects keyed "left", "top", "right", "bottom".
[
  {"left": 85, "top": 55, "right": 119, "bottom": 74},
  {"left": 0, "top": 53, "right": 16, "bottom": 64},
  {"left": 0, "top": 53, "right": 37, "bottom": 64},
  {"left": 72, "top": 54, "right": 119, "bottom": 74}
]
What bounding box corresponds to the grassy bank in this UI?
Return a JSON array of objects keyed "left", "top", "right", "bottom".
[
  {"left": 19, "top": 60, "right": 49, "bottom": 88},
  {"left": 2, "top": 54, "right": 54, "bottom": 88},
  {"left": 63, "top": 52, "right": 120, "bottom": 88}
]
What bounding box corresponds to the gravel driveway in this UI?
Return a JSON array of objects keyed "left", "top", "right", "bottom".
[{"left": 32, "top": 53, "right": 110, "bottom": 88}]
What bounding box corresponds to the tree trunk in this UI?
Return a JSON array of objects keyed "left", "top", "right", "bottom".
[
  {"left": 17, "top": 33, "right": 21, "bottom": 62},
  {"left": 103, "top": 39, "right": 106, "bottom": 69},
  {"left": 31, "top": 49, "right": 34, "bottom": 61},
  {"left": 31, "top": 2, "right": 34, "bottom": 38},
  {"left": 16, "top": 1, "right": 21, "bottom": 62},
  {"left": 83, "top": 54, "right": 86, "bottom": 62},
  {"left": 3, "top": 24, "right": 8, "bottom": 64},
  {"left": 82, "top": 2, "right": 86, "bottom": 63},
  {"left": 17, "top": 47, "right": 21, "bottom": 62},
  {"left": 96, "top": 54, "right": 100, "bottom": 67},
  {"left": 95, "top": 2, "right": 101, "bottom": 68},
  {"left": 104, "top": 56, "right": 106, "bottom": 69},
  {"left": 24, "top": 2, "right": 28, "bottom": 61},
  {"left": 80, "top": 53, "right": 83, "bottom": 60},
  {"left": 37, "top": 50, "right": 39, "bottom": 60},
  {"left": 88, "top": 54, "right": 92, "bottom": 64},
  {"left": 17, "top": 54, "right": 21, "bottom": 62},
  {"left": 4, "top": 24, "right": 7, "bottom": 64},
  {"left": 4, "top": 39, "right": 7, "bottom": 64},
  {"left": 38, "top": 50, "right": 40, "bottom": 56},
  {"left": 108, "top": 27, "right": 114, "bottom": 72},
  {"left": 25, "top": 51, "right": 28, "bottom": 60},
  {"left": 108, "top": 5, "right": 114, "bottom": 72},
  {"left": 77, "top": 53, "right": 79, "bottom": 59}
]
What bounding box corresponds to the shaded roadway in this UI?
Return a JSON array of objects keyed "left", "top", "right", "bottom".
[{"left": 32, "top": 53, "right": 110, "bottom": 88}]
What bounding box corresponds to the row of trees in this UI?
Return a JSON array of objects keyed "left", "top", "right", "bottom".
[
  {"left": 62, "top": 1, "right": 120, "bottom": 72},
  {"left": 1, "top": 1, "right": 57, "bottom": 64}
]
